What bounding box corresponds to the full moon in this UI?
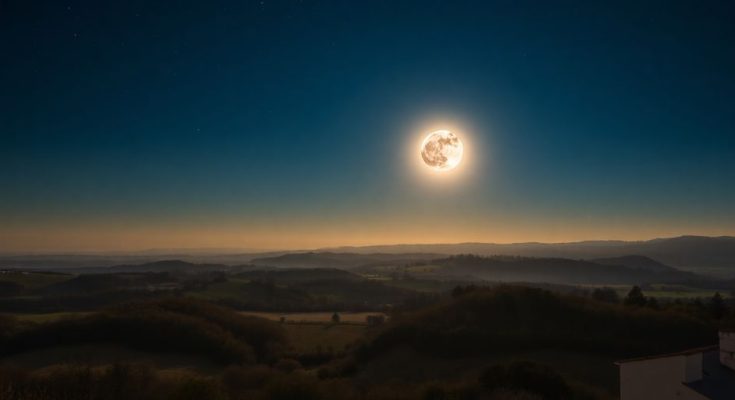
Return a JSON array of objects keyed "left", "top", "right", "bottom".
[{"left": 420, "top": 130, "right": 463, "bottom": 171}]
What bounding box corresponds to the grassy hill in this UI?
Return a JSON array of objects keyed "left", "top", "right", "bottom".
[
  {"left": 1, "top": 298, "right": 286, "bottom": 365},
  {"left": 424, "top": 254, "right": 708, "bottom": 285},
  {"left": 357, "top": 285, "right": 716, "bottom": 360},
  {"left": 590, "top": 255, "right": 677, "bottom": 272},
  {"left": 325, "top": 236, "right": 735, "bottom": 276},
  {"left": 188, "top": 269, "right": 415, "bottom": 311},
  {"left": 250, "top": 252, "right": 439, "bottom": 270}
]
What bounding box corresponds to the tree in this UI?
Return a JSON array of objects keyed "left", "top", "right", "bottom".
[
  {"left": 624, "top": 286, "right": 647, "bottom": 307},
  {"left": 710, "top": 292, "right": 727, "bottom": 320}
]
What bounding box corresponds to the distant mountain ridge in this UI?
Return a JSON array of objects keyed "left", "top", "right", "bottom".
[
  {"left": 428, "top": 255, "right": 700, "bottom": 285},
  {"left": 250, "top": 252, "right": 443, "bottom": 270},
  {"left": 250, "top": 252, "right": 709, "bottom": 285},
  {"left": 1, "top": 236, "right": 733, "bottom": 277},
  {"left": 322, "top": 236, "right": 735, "bottom": 276}
]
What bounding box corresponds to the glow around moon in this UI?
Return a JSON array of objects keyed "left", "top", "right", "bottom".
[{"left": 420, "top": 130, "right": 463, "bottom": 171}]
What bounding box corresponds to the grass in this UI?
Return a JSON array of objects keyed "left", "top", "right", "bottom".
[
  {"left": 356, "top": 346, "right": 618, "bottom": 399},
  {"left": 186, "top": 279, "right": 251, "bottom": 301},
  {"left": 237, "top": 312, "right": 378, "bottom": 354},
  {"left": 405, "top": 264, "right": 444, "bottom": 273},
  {"left": 6, "top": 311, "right": 367, "bottom": 358},
  {"left": 239, "top": 311, "right": 386, "bottom": 324},
  {"left": 282, "top": 323, "right": 367, "bottom": 353},
  {"left": 0, "top": 343, "right": 220, "bottom": 373},
  {"left": 382, "top": 278, "right": 461, "bottom": 292},
  {"left": 11, "top": 311, "right": 93, "bottom": 323},
  {"left": 645, "top": 284, "right": 730, "bottom": 299},
  {"left": 0, "top": 271, "right": 73, "bottom": 289},
  {"left": 584, "top": 284, "right": 728, "bottom": 300},
  {"left": 646, "top": 289, "right": 725, "bottom": 299}
]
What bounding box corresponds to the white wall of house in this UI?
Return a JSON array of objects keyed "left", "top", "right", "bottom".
[
  {"left": 720, "top": 331, "right": 735, "bottom": 371},
  {"left": 619, "top": 354, "right": 709, "bottom": 400}
]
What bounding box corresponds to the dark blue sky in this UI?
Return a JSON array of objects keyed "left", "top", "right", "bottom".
[{"left": 2, "top": 1, "right": 734, "bottom": 250}]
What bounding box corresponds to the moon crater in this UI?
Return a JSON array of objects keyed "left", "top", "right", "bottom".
[{"left": 420, "top": 130, "right": 463, "bottom": 171}]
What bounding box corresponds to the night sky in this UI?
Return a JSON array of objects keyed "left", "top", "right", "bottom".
[{"left": 2, "top": 1, "right": 734, "bottom": 251}]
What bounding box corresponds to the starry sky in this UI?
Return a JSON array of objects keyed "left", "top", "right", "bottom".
[{"left": 2, "top": 1, "right": 735, "bottom": 252}]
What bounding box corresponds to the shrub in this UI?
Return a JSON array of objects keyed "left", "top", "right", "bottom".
[
  {"left": 0, "top": 298, "right": 288, "bottom": 365},
  {"left": 169, "top": 377, "right": 227, "bottom": 400},
  {"left": 262, "top": 373, "right": 322, "bottom": 400},
  {"left": 480, "top": 361, "right": 569, "bottom": 400},
  {"left": 274, "top": 358, "right": 302, "bottom": 373},
  {"left": 358, "top": 285, "right": 716, "bottom": 360}
]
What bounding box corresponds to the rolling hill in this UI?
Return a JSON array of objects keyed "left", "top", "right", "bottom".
[
  {"left": 591, "top": 255, "right": 677, "bottom": 273},
  {"left": 325, "top": 236, "right": 735, "bottom": 276},
  {"left": 424, "top": 255, "right": 704, "bottom": 285},
  {"left": 3, "top": 236, "right": 733, "bottom": 277},
  {"left": 249, "top": 252, "right": 441, "bottom": 270}
]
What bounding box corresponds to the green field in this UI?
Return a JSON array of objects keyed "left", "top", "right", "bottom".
[
  {"left": 644, "top": 284, "right": 730, "bottom": 299},
  {"left": 0, "top": 271, "right": 72, "bottom": 289},
  {"left": 237, "top": 312, "right": 381, "bottom": 354},
  {"left": 186, "top": 278, "right": 252, "bottom": 301},
  {"left": 11, "top": 311, "right": 93, "bottom": 323},
  {"left": 8, "top": 310, "right": 372, "bottom": 356},
  {"left": 585, "top": 284, "right": 730, "bottom": 300},
  {"left": 404, "top": 264, "right": 444, "bottom": 273},
  {"left": 382, "top": 278, "right": 461, "bottom": 292},
  {"left": 239, "top": 311, "right": 386, "bottom": 324}
]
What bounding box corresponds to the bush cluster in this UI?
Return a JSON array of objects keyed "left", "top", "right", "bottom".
[{"left": 0, "top": 298, "right": 286, "bottom": 365}]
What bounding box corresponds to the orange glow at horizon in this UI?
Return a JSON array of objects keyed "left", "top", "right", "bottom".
[{"left": 2, "top": 219, "right": 734, "bottom": 253}]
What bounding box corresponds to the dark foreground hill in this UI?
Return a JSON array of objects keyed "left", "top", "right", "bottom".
[
  {"left": 0, "top": 298, "right": 286, "bottom": 365},
  {"left": 357, "top": 285, "right": 716, "bottom": 361}
]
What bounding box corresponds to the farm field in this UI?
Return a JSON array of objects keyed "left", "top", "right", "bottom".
[
  {"left": 11, "top": 311, "right": 93, "bottom": 323},
  {"left": 239, "top": 311, "right": 386, "bottom": 324},
  {"left": 9, "top": 312, "right": 370, "bottom": 356},
  {"left": 236, "top": 312, "right": 385, "bottom": 353},
  {"left": 0, "top": 271, "right": 72, "bottom": 289},
  {"left": 282, "top": 323, "right": 368, "bottom": 353}
]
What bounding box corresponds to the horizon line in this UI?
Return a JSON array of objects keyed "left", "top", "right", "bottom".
[{"left": 1, "top": 234, "right": 733, "bottom": 256}]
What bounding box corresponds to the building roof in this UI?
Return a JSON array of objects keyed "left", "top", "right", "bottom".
[{"left": 615, "top": 345, "right": 719, "bottom": 365}]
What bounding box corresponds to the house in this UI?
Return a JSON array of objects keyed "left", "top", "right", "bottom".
[{"left": 616, "top": 331, "right": 735, "bottom": 399}]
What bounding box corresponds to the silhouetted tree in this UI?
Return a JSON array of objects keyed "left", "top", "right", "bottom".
[
  {"left": 710, "top": 292, "right": 727, "bottom": 320},
  {"left": 624, "top": 286, "right": 647, "bottom": 307}
]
